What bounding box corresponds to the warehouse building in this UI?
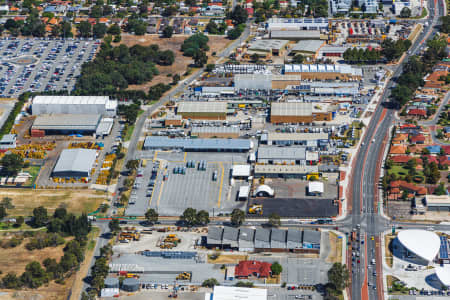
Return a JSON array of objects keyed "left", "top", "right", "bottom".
[
  {"left": 271, "top": 228, "right": 287, "bottom": 251},
  {"left": 31, "top": 114, "right": 102, "bottom": 136},
  {"left": 319, "top": 45, "right": 348, "bottom": 58},
  {"left": 222, "top": 226, "right": 239, "bottom": 249},
  {"left": 254, "top": 165, "right": 319, "bottom": 178},
  {"left": 267, "top": 18, "right": 329, "bottom": 31},
  {"left": 191, "top": 126, "right": 240, "bottom": 138},
  {"left": 291, "top": 40, "right": 324, "bottom": 57},
  {"left": 247, "top": 39, "right": 289, "bottom": 58},
  {"left": 269, "top": 30, "right": 323, "bottom": 41},
  {"left": 423, "top": 195, "right": 450, "bottom": 211},
  {"left": 0, "top": 134, "right": 16, "bottom": 149},
  {"left": 52, "top": 149, "right": 97, "bottom": 179},
  {"left": 257, "top": 146, "right": 318, "bottom": 165},
  {"left": 270, "top": 102, "right": 333, "bottom": 123},
  {"left": 143, "top": 136, "right": 252, "bottom": 152},
  {"left": 208, "top": 286, "right": 267, "bottom": 300},
  {"left": 302, "top": 230, "right": 321, "bottom": 250},
  {"left": 177, "top": 101, "right": 227, "bottom": 120},
  {"left": 254, "top": 228, "right": 271, "bottom": 251},
  {"left": 32, "top": 96, "right": 117, "bottom": 116},
  {"left": 262, "top": 132, "right": 329, "bottom": 147},
  {"left": 234, "top": 74, "right": 303, "bottom": 91},
  {"left": 283, "top": 64, "right": 363, "bottom": 81},
  {"left": 239, "top": 228, "right": 255, "bottom": 252}
]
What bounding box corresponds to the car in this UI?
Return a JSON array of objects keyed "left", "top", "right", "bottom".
[{"left": 371, "top": 236, "right": 374, "bottom": 240}]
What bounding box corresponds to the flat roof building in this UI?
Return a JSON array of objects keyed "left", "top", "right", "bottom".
[
  {"left": 210, "top": 286, "right": 267, "bottom": 300},
  {"left": 271, "top": 102, "right": 333, "bottom": 123},
  {"left": 287, "top": 229, "right": 303, "bottom": 250},
  {"left": 424, "top": 195, "right": 450, "bottom": 211},
  {"left": 302, "top": 230, "right": 321, "bottom": 249},
  {"left": 143, "top": 136, "right": 252, "bottom": 152},
  {"left": 32, "top": 96, "right": 117, "bottom": 117},
  {"left": 248, "top": 39, "right": 289, "bottom": 57},
  {"left": 238, "top": 228, "right": 255, "bottom": 252},
  {"left": 267, "top": 18, "right": 329, "bottom": 31},
  {"left": 284, "top": 64, "right": 363, "bottom": 81},
  {"left": 264, "top": 132, "right": 329, "bottom": 146},
  {"left": 207, "top": 226, "right": 224, "bottom": 247},
  {"left": 191, "top": 126, "right": 239, "bottom": 138},
  {"left": 254, "top": 228, "right": 271, "bottom": 250},
  {"left": 291, "top": 40, "right": 324, "bottom": 56},
  {"left": 177, "top": 101, "right": 227, "bottom": 120},
  {"left": 222, "top": 226, "right": 239, "bottom": 249},
  {"left": 271, "top": 228, "right": 287, "bottom": 251},
  {"left": 32, "top": 114, "right": 102, "bottom": 135},
  {"left": 270, "top": 30, "right": 323, "bottom": 41},
  {"left": 52, "top": 149, "right": 97, "bottom": 179},
  {"left": 254, "top": 164, "right": 319, "bottom": 178},
  {"left": 0, "top": 134, "right": 16, "bottom": 149}
]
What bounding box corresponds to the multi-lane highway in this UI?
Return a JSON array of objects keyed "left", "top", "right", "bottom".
[{"left": 346, "top": 0, "right": 447, "bottom": 299}]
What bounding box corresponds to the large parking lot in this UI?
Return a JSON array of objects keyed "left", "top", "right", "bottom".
[
  {"left": 0, "top": 37, "right": 99, "bottom": 97},
  {"left": 127, "top": 151, "right": 249, "bottom": 216}
]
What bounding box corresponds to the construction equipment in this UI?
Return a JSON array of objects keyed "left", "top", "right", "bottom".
[
  {"left": 119, "top": 228, "right": 141, "bottom": 242},
  {"left": 126, "top": 273, "right": 140, "bottom": 278},
  {"left": 176, "top": 272, "right": 191, "bottom": 280},
  {"left": 248, "top": 204, "right": 263, "bottom": 215}
]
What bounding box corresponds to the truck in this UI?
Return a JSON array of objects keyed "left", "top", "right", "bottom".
[{"left": 351, "top": 231, "right": 357, "bottom": 241}]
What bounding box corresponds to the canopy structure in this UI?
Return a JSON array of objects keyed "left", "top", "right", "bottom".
[
  {"left": 397, "top": 230, "right": 440, "bottom": 262},
  {"left": 436, "top": 265, "right": 450, "bottom": 286}
]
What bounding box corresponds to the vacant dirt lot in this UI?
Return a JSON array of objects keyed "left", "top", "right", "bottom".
[
  {"left": 117, "top": 34, "right": 230, "bottom": 92},
  {"left": 0, "top": 189, "right": 107, "bottom": 216}
]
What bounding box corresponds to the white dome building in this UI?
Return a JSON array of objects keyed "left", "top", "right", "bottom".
[{"left": 397, "top": 230, "right": 440, "bottom": 264}]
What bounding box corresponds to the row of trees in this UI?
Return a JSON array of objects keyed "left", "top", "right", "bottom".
[
  {"left": 381, "top": 38, "right": 412, "bottom": 62},
  {"left": 343, "top": 48, "right": 382, "bottom": 64},
  {"left": 76, "top": 42, "right": 174, "bottom": 95}
]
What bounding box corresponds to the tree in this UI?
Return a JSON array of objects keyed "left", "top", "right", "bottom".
[
  {"left": 202, "top": 278, "right": 219, "bottom": 288},
  {"left": 230, "top": 209, "right": 245, "bottom": 226},
  {"left": 162, "top": 25, "right": 173, "bottom": 38},
  {"left": 15, "top": 216, "right": 24, "bottom": 227},
  {"left": 229, "top": 5, "right": 248, "bottom": 24},
  {"left": 145, "top": 208, "right": 158, "bottom": 223},
  {"left": 93, "top": 23, "right": 107, "bottom": 38},
  {"left": 1, "top": 272, "right": 22, "bottom": 289},
  {"left": 0, "top": 153, "right": 24, "bottom": 177},
  {"left": 435, "top": 183, "right": 446, "bottom": 195},
  {"left": 250, "top": 53, "right": 259, "bottom": 63},
  {"left": 181, "top": 208, "right": 197, "bottom": 226},
  {"left": 400, "top": 7, "right": 411, "bottom": 18},
  {"left": 108, "top": 219, "right": 121, "bottom": 234},
  {"left": 0, "top": 206, "right": 6, "bottom": 219},
  {"left": 206, "top": 64, "right": 215, "bottom": 72},
  {"left": 327, "top": 263, "right": 349, "bottom": 292},
  {"left": 78, "top": 21, "right": 92, "bottom": 38},
  {"left": 441, "top": 15, "right": 450, "bottom": 34},
  {"left": 193, "top": 50, "right": 208, "bottom": 67},
  {"left": 268, "top": 213, "right": 281, "bottom": 227},
  {"left": 32, "top": 206, "right": 48, "bottom": 227},
  {"left": 157, "top": 50, "right": 175, "bottom": 66},
  {"left": 126, "top": 159, "right": 140, "bottom": 171},
  {"left": 271, "top": 261, "right": 283, "bottom": 275},
  {"left": 196, "top": 210, "right": 210, "bottom": 225},
  {"left": 292, "top": 54, "right": 304, "bottom": 64},
  {"left": 107, "top": 24, "right": 121, "bottom": 35},
  {"left": 172, "top": 74, "right": 181, "bottom": 85}
]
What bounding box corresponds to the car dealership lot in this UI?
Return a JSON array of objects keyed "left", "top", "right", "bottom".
[{"left": 0, "top": 37, "right": 99, "bottom": 97}]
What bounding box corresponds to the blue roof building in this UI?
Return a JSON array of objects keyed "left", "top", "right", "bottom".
[{"left": 426, "top": 145, "right": 442, "bottom": 154}]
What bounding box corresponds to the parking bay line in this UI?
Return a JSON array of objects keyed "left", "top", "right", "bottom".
[
  {"left": 149, "top": 162, "right": 163, "bottom": 207},
  {"left": 217, "top": 162, "right": 224, "bottom": 209}
]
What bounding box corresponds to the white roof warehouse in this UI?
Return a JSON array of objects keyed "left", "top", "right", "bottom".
[
  {"left": 52, "top": 149, "right": 97, "bottom": 179},
  {"left": 32, "top": 96, "right": 117, "bottom": 117}
]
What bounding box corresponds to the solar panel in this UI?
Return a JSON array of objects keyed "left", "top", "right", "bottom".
[{"left": 439, "top": 236, "right": 448, "bottom": 259}]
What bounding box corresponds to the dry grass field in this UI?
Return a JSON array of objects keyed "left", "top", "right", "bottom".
[
  {"left": 326, "top": 231, "right": 343, "bottom": 263},
  {"left": 117, "top": 34, "right": 230, "bottom": 92},
  {"left": 0, "top": 189, "right": 107, "bottom": 216}
]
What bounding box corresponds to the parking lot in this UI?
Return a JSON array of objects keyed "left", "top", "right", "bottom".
[
  {"left": 0, "top": 38, "right": 99, "bottom": 97},
  {"left": 127, "top": 151, "right": 248, "bottom": 216}
]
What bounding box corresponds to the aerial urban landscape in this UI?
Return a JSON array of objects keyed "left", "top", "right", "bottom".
[{"left": 0, "top": 0, "right": 447, "bottom": 299}]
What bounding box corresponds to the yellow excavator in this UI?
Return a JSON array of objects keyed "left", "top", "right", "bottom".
[
  {"left": 176, "top": 272, "right": 191, "bottom": 280},
  {"left": 248, "top": 204, "right": 263, "bottom": 215}
]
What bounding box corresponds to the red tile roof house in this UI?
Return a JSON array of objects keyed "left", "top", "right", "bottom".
[
  {"left": 410, "top": 134, "right": 426, "bottom": 144},
  {"left": 388, "top": 180, "right": 427, "bottom": 200},
  {"left": 235, "top": 260, "right": 272, "bottom": 279},
  {"left": 407, "top": 109, "right": 427, "bottom": 119},
  {"left": 390, "top": 155, "right": 422, "bottom": 164}
]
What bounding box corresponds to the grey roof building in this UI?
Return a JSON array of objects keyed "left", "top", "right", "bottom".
[
  {"left": 270, "top": 30, "right": 322, "bottom": 40},
  {"left": 287, "top": 229, "right": 303, "bottom": 249},
  {"left": 271, "top": 228, "right": 287, "bottom": 249},
  {"left": 254, "top": 228, "right": 271, "bottom": 249},
  {"left": 32, "top": 96, "right": 117, "bottom": 117},
  {"left": 32, "top": 114, "right": 102, "bottom": 134},
  {"left": 291, "top": 40, "right": 324, "bottom": 55},
  {"left": 302, "top": 230, "right": 321, "bottom": 249},
  {"left": 238, "top": 227, "right": 255, "bottom": 252},
  {"left": 52, "top": 149, "right": 97, "bottom": 178},
  {"left": 222, "top": 226, "right": 239, "bottom": 248},
  {"left": 207, "top": 227, "right": 223, "bottom": 246},
  {"left": 143, "top": 136, "right": 251, "bottom": 152},
  {"left": 257, "top": 146, "right": 307, "bottom": 164},
  {"left": 0, "top": 134, "right": 16, "bottom": 149}
]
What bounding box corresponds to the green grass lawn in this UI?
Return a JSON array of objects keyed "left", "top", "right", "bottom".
[
  {"left": 124, "top": 124, "right": 135, "bottom": 142},
  {"left": 388, "top": 165, "right": 424, "bottom": 183},
  {"left": 22, "top": 165, "right": 41, "bottom": 187}
]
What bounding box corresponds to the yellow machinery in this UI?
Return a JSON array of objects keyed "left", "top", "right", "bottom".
[
  {"left": 307, "top": 172, "right": 320, "bottom": 180},
  {"left": 126, "top": 273, "right": 139, "bottom": 278},
  {"left": 176, "top": 272, "right": 191, "bottom": 280},
  {"left": 248, "top": 205, "right": 263, "bottom": 215},
  {"left": 119, "top": 228, "right": 141, "bottom": 242}
]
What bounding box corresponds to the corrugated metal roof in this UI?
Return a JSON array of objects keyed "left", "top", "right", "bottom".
[
  {"left": 302, "top": 229, "right": 321, "bottom": 244},
  {"left": 292, "top": 40, "right": 324, "bottom": 53},
  {"left": 255, "top": 228, "right": 271, "bottom": 242},
  {"left": 178, "top": 101, "right": 227, "bottom": 113},
  {"left": 191, "top": 126, "right": 240, "bottom": 134},
  {"left": 270, "top": 30, "right": 321, "bottom": 39},
  {"left": 254, "top": 164, "right": 319, "bottom": 174},
  {"left": 32, "top": 114, "right": 101, "bottom": 131},
  {"left": 53, "top": 149, "right": 97, "bottom": 174},
  {"left": 271, "top": 228, "right": 286, "bottom": 242},
  {"left": 249, "top": 39, "right": 288, "bottom": 51},
  {"left": 33, "top": 95, "right": 110, "bottom": 105},
  {"left": 268, "top": 132, "right": 328, "bottom": 141},
  {"left": 239, "top": 228, "right": 255, "bottom": 241},
  {"left": 143, "top": 136, "right": 251, "bottom": 151},
  {"left": 271, "top": 102, "right": 312, "bottom": 116},
  {"left": 258, "top": 146, "right": 306, "bottom": 160}
]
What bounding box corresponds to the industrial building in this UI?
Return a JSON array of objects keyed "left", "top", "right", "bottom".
[
  {"left": 254, "top": 164, "right": 319, "bottom": 178},
  {"left": 0, "top": 134, "right": 16, "bottom": 149},
  {"left": 266, "top": 18, "right": 329, "bottom": 31},
  {"left": 269, "top": 30, "right": 323, "bottom": 41},
  {"left": 52, "top": 149, "right": 97, "bottom": 179},
  {"left": 143, "top": 136, "right": 252, "bottom": 152},
  {"left": 191, "top": 126, "right": 240, "bottom": 138},
  {"left": 421, "top": 195, "right": 450, "bottom": 211},
  {"left": 177, "top": 101, "right": 227, "bottom": 120},
  {"left": 270, "top": 102, "right": 333, "bottom": 123},
  {"left": 261, "top": 132, "right": 329, "bottom": 147},
  {"left": 234, "top": 74, "right": 302, "bottom": 91},
  {"left": 257, "top": 146, "right": 318, "bottom": 165},
  {"left": 206, "top": 226, "right": 321, "bottom": 253},
  {"left": 291, "top": 40, "right": 324, "bottom": 57},
  {"left": 207, "top": 286, "right": 267, "bottom": 300},
  {"left": 31, "top": 114, "right": 102, "bottom": 136},
  {"left": 32, "top": 96, "right": 117, "bottom": 116},
  {"left": 247, "top": 39, "right": 289, "bottom": 58},
  {"left": 283, "top": 64, "right": 363, "bottom": 81}
]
